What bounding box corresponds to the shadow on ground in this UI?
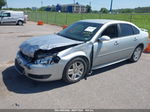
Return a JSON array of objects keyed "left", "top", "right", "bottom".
[
  {"left": 0, "top": 24, "right": 23, "bottom": 26},
  {"left": 2, "top": 60, "right": 129, "bottom": 94},
  {"left": 2, "top": 66, "right": 69, "bottom": 94}
]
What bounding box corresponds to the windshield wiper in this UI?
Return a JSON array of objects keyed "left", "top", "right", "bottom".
[
  {"left": 57, "top": 33, "right": 84, "bottom": 41},
  {"left": 57, "top": 33, "right": 68, "bottom": 38}
]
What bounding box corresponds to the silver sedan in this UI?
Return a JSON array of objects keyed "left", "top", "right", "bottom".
[{"left": 15, "top": 19, "right": 149, "bottom": 83}]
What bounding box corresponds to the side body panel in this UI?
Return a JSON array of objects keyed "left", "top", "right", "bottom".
[{"left": 93, "top": 39, "right": 122, "bottom": 67}]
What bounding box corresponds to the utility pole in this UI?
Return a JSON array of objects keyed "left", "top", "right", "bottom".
[
  {"left": 5, "top": 0, "right": 8, "bottom": 8},
  {"left": 110, "top": 0, "right": 113, "bottom": 13},
  {"left": 41, "top": 1, "right": 43, "bottom": 7},
  {"left": 73, "top": 0, "right": 76, "bottom": 4},
  {"left": 89, "top": 0, "right": 91, "bottom": 7}
]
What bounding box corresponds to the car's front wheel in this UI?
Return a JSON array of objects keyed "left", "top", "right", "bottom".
[
  {"left": 63, "top": 57, "right": 87, "bottom": 83},
  {"left": 129, "top": 45, "right": 143, "bottom": 62}
]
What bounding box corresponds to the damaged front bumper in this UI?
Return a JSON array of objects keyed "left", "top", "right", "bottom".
[{"left": 15, "top": 52, "right": 66, "bottom": 81}]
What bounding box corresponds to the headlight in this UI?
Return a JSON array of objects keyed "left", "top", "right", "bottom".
[
  {"left": 34, "top": 56, "right": 60, "bottom": 65},
  {"left": 35, "top": 57, "right": 53, "bottom": 65}
]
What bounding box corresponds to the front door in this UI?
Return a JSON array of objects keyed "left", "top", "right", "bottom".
[
  {"left": 93, "top": 24, "right": 121, "bottom": 68},
  {"left": 1, "top": 13, "right": 12, "bottom": 23}
]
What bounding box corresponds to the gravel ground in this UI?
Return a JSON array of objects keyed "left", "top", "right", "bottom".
[{"left": 0, "top": 22, "right": 150, "bottom": 109}]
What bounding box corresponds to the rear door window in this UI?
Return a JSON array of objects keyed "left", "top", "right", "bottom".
[{"left": 119, "top": 24, "right": 134, "bottom": 37}]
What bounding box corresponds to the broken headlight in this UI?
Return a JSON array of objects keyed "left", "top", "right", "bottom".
[{"left": 34, "top": 56, "right": 60, "bottom": 65}]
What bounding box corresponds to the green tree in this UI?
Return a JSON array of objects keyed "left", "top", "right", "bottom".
[
  {"left": 86, "top": 5, "right": 92, "bottom": 13},
  {"left": 121, "top": 9, "right": 133, "bottom": 13},
  {"left": 100, "top": 8, "right": 109, "bottom": 14},
  {"left": 39, "top": 6, "right": 47, "bottom": 11},
  {"left": 0, "top": 0, "right": 6, "bottom": 9},
  {"left": 51, "top": 5, "right": 56, "bottom": 12}
]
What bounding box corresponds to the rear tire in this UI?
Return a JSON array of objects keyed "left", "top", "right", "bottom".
[
  {"left": 62, "top": 57, "right": 88, "bottom": 83},
  {"left": 129, "top": 45, "right": 143, "bottom": 62},
  {"left": 17, "top": 20, "right": 23, "bottom": 26}
]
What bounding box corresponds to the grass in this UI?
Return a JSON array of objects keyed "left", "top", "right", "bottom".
[{"left": 27, "top": 11, "right": 150, "bottom": 33}]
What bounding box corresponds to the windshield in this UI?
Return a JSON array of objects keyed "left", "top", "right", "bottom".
[{"left": 57, "top": 22, "right": 103, "bottom": 41}]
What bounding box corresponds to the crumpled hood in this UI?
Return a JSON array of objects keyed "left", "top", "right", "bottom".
[{"left": 20, "top": 34, "right": 82, "bottom": 57}]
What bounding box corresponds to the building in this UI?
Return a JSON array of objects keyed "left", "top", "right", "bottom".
[
  {"left": 56, "top": 3, "right": 87, "bottom": 13},
  {"left": 32, "top": 7, "right": 37, "bottom": 10}
]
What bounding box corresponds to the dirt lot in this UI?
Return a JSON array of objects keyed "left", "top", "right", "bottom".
[{"left": 0, "top": 22, "right": 150, "bottom": 109}]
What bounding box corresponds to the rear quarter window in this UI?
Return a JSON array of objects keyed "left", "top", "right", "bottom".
[{"left": 132, "top": 26, "right": 140, "bottom": 34}]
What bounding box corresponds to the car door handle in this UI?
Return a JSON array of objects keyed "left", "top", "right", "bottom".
[
  {"left": 134, "top": 37, "right": 138, "bottom": 41},
  {"left": 114, "top": 41, "right": 119, "bottom": 46}
]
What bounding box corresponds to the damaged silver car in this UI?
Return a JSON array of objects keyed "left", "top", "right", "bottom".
[{"left": 15, "top": 19, "right": 149, "bottom": 83}]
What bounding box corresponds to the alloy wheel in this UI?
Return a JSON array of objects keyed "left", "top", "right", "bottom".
[
  {"left": 133, "top": 47, "right": 142, "bottom": 61},
  {"left": 67, "top": 61, "right": 85, "bottom": 81}
]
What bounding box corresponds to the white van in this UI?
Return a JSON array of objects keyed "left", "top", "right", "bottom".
[{"left": 0, "top": 10, "right": 26, "bottom": 25}]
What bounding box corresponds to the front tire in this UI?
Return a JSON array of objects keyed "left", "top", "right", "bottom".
[
  {"left": 129, "top": 45, "right": 143, "bottom": 62},
  {"left": 62, "top": 57, "right": 88, "bottom": 83}
]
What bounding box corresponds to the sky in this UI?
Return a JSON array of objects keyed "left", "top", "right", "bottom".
[{"left": 6, "top": 0, "right": 150, "bottom": 10}]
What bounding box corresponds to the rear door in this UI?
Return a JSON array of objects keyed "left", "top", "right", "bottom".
[{"left": 116, "top": 23, "right": 140, "bottom": 59}]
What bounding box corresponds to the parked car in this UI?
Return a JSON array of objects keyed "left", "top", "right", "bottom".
[
  {"left": 15, "top": 19, "right": 149, "bottom": 83},
  {"left": 0, "top": 10, "right": 26, "bottom": 25}
]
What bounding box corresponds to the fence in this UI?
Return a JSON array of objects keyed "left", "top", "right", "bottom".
[{"left": 27, "top": 11, "right": 150, "bottom": 32}]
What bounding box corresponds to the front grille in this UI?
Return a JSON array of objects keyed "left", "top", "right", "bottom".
[{"left": 15, "top": 59, "right": 24, "bottom": 74}]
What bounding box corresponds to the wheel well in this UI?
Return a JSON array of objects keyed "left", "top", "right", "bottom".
[
  {"left": 68, "top": 56, "right": 90, "bottom": 67},
  {"left": 65, "top": 56, "right": 90, "bottom": 68},
  {"left": 137, "top": 43, "right": 144, "bottom": 50},
  {"left": 78, "top": 56, "right": 90, "bottom": 69},
  {"left": 17, "top": 20, "right": 23, "bottom": 23}
]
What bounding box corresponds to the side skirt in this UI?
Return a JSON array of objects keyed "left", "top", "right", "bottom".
[{"left": 92, "top": 58, "right": 128, "bottom": 70}]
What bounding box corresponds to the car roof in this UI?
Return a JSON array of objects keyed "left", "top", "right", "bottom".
[{"left": 79, "top": 19, "right": 130, "bottom": 24}]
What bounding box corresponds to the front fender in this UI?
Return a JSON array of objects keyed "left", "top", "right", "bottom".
[
  {"left": 60, "top": 51, "right": 89, "bottom": 62},
  {"left": 57, "top": 42, "right": 92, "bottom": 68}
]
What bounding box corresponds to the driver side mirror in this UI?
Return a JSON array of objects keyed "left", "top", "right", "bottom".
[{"left": 98, "top": 35, "right": 111, "bottom": 41}]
